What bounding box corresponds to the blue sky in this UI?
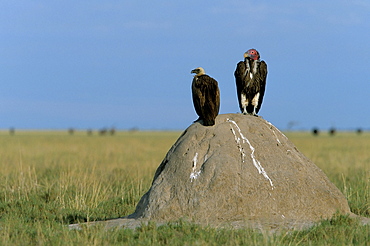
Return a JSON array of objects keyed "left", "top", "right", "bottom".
[{"left": 1, "top": 1, "right": 369, "bottom": 130}]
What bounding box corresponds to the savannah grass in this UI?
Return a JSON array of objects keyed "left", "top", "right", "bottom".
[{"left": 0, "top": 130, "right": 368, "bottom": 245}]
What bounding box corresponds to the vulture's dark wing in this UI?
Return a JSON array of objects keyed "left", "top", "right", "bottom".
[
  {"left": 191, "top": 78, "right": 204, "bottom": 119},
  {"left": 255, "top": 61, "right": 268, "bottom": 114},
  {"left": 234, "top": 61, "right": 247, "bottom": 111},
  {"left": 203, "top": 76, "right": 220, "bottom": 121},
  {"left": 192, "top": 75, "right": 220, "bottom": 126},
  {"left": 200, "top": 75, "right": 220, "bottom": 125}
]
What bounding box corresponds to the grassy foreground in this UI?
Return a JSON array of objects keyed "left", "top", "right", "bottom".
[{"left": 0, "top": 130, "right": 368, "bottom": 245}]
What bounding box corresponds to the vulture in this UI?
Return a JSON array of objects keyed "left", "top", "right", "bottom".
[
  {"left": 234, "top": 49, "right": 268, "bottom": 116},
  {"left": 191, "top": 67, "right": 220, "bottom": 126}
]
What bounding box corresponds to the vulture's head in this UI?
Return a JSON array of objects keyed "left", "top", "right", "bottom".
[
  {"left": 191, "top": 67, "right": 206, "bottom": 77},
  {"left": 244, "top": 49, "right": 260, "bottom": 60}
]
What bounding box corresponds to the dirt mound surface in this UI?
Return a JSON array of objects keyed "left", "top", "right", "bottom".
[
  {"left": 129, "top": 114, "right": 351, "bottom": 227},
  {"left": 71, "top": 113, "right": 362, "bottom": 231}
]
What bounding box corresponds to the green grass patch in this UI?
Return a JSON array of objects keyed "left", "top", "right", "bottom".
[{"left": 0, "top": 130, "right": 368, "bottom": 245}]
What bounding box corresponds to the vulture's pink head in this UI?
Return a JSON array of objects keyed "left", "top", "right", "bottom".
[{"left": 244, "top": 49, "right": 260, "bottom": 60}]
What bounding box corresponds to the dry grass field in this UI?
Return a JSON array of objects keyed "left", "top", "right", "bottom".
[{"left": 0, "top": 130, "right": 368, "bottom": 245}]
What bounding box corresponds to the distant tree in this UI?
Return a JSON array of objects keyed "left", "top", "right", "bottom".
[
  {"left": 9, "top": 127, "right": 15, "bottom": 135},
  {"left": 68, "top": 128, "right": 75, "bottom": 135},
  {"left": 287, "top": 121, "right": 299, "bottom": 131},
  {"left": 329, "top": 128, "right": 336, "bottom": 136},
  {"left": 356, "top": 128, "right": 363, "bottom": 135},
  {"left": 110, "top": 128, "right": 116, "bottom": 135},
  {"left": 129, "top": 127, "right": 139, "bottom": 132},
  {"left": 312, "top": 128, "right": 319, "bottom": 136}
]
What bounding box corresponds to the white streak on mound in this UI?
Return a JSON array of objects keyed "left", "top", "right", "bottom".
[
  {"left": 267, "top": 121, "right": 288, "bottom": 143},
  {"left": 227, "top": 118, "right": 274, "bottom": 188},
  {"left": 269, "top": 124, "right": 281, "bottom": 144},
  {"left": 190, "top": 152, "right": 201, "bottom": 182},
  {"left": 228, "top": 122, "right": 247, "bottom": 162}
]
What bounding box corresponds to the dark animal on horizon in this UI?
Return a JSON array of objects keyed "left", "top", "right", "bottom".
[
  {"left": 234, "top": 48, "right": 268, "bottom": 116},
  {"left": 99, "top": 128, "right": 108, "bottom": 135},
  {"left": 191, "top": 67, "right": 220, "bottom": 126}
]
